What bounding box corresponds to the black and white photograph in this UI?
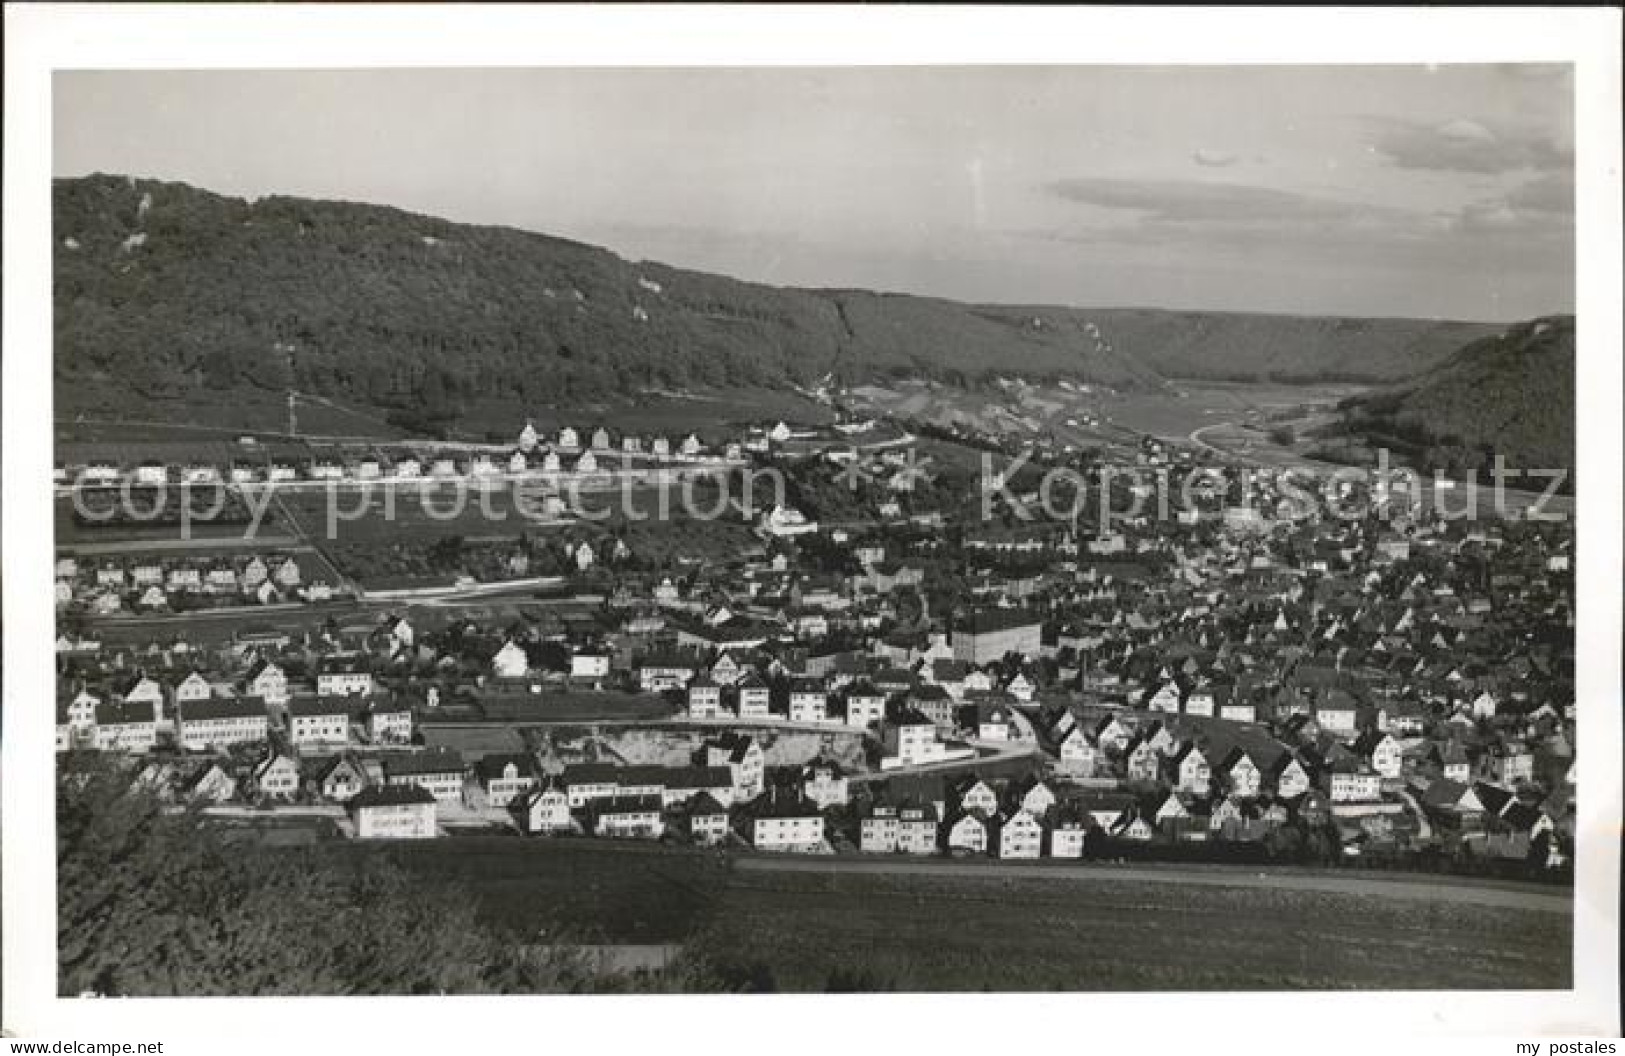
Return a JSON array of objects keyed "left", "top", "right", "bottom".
[{"left": 4, "top": 4, "right": 1620, "bottom": 1048}]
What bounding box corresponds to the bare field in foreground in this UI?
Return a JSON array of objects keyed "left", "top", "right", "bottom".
[{"left": 357, "top": 839, "right": 1569, "bottom": 991}]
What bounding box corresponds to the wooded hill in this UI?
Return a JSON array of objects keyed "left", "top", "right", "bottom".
[
  {"left": 1332, "top": 315, "right": 1575, "bottom": 482},
  {"left": 55, "top": 174, "right": 1501, "bottom": 422}
]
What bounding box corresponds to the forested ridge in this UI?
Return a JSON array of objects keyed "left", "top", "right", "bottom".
[
  {"left": 1331, "top": 315, "right": 1575, "bottom": 482},
  {"left": 55, "top": 174, "right": 1499, "bottom": 418}
]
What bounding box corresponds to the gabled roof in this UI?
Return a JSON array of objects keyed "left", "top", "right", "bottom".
[{"left": 350, "top": 784, "right": 436, "bottom": 808}]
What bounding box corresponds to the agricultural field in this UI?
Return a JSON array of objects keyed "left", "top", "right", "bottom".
[
  {"left": 849, "top": 378, "right": 1369, "bottom": 447},
  {"left": 454, "top": 387, "right": 835, "bottom": 445},
  {"left": 54, "top": 493, "right": 290, "bottom": 548},
  {"left": 694, "top": 866, "right": 1569, "bottom": 991},
  {"left": 338, "top": 838, "right": 1569, "bottom": 991},
  {"left": 57, "top": 383, "right": 409, "bottom": 442}
]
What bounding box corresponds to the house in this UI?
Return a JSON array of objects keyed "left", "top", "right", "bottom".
[
  {"left": 844, "top": 682, "right": 886, "bottom": 728},
  {"left": 944, "top": 812, "right": 988, "bottom": 855},
  {"left": 1170, "top": 743, "right": 1212, "bottom": 794},
  {"left": 473, "top": 753, "right": 542, "bottom": 808},
  {"left": 588, "top": 795, "right": 666, "bottom": 840},
  {"left": 735, "top": 673, "right": 773, "bottom": 720},
  {"left": 175, "top": 696, "right": 269, "bottom": 751},
  {"left": 801, "top": 758, "right": 850, "bottom": 809},
  {"left": 759, "top": 505, "right": 818, "bottom": 538},
  {"left": 974, "top": 701, "right": 1018, "bottom": 741},
  {"left": 897, "top": 803, "right": 940, "bottom": 855},
  {"left": 1123, "top": 736, "right": 1161, "bottom": 782},
  {"left": 1216, "top": 749, "right": 1264, "bottom": 799},
  {"left": 1437, "top": 741, "right": 1473, "bottom": 784},
  {"left": 1313, "top": 689, "right": 1360, "bottom": 735},
  {"left": 174, "top": 672, "right": 213, "bottom": 704},
  {"left": 315, "top": 654, "right": 373, "bottom": 698},
  {"left": 383, "top": 750, "right": 467, "bottom": 804},
  {"left": 243, "top": 658, "right": 288, "bottom": 704},
  {"left": 348, "top": 784, "right": 437, "bottom": 839},
  {"left": 992, "top": 809, "right": 1044, "bottom": 859},
  {"left": 570, "top": 650, "right": 610, "bottom": 681},
  {"left": 1057, "top": 725, "right": 1104, "bottom": 777},
  {"left": 910, "top": 684, "right": 956, "bottom": 731},
  {"left": 492, "top": 641, "right": 530, "bottom": 679},
  {"left": 950, "top": 776, "right": 999, "bottom": 816},
  {"left": 182, "top": 761, "right": 238, "bottom": 804},
  {"left": 1013, "top": 776, "right": 1058, "bottom": 818},
  {"left": 747, "top": 791, "right": 824, "bottom": 852},
  {"left": 687, "top": 675, "right": 725, "bottom": 719},
  {"left": 1147, "top": 680, "right": 1182, "bottom": 713},
  {"left": 514, "top": 779, "right": 573, "bottom": 835},
  {"left": 788, "top": 680, "right": 829, "bottom": 723},
  {"left": 1329, "top": 759, "right": 1382, "bottom": 803},
  {"left": 1354, "top": 730, "right": 1404, "bottom": 780},
  {"left": 1048, "top": 811, "right": 1090, "bottom": 858},
  {"left": 309, "top": 755, "right": 369, "bottom": 802},
  {"left": 861, "top": 803, "right": 901, "bottom": 853},
  {"left": 639, "top": 656, "right": 697, "bottom": 693},
  {"left": 286, "top": 696, "right": 351, "bottom": 746},
  {"left": 365, "top": 699, "right": 414, "bottom": 745},
  {"left": 1271, "top": 755, "right": 1312, "bottom": 799},
  {"left": 705, "top": 732, "right": 765, "bottom": 799},
  {"left": 688, "top": 792, "right": 732, "bottom": 846},
  {"left": 252, "top": 754, "right": 302, "bottom": 800},
  {"left": 91, "top": 699, "right": 161, "bottom": 753}
]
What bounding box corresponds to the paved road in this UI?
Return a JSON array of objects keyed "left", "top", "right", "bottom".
[{"left": 734, "top": 855, "right": 1572, "bottom": 914}]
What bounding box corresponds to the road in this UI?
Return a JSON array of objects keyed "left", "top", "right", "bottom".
[{"left": 733, "top": 855, "right": 1572, "bottom": 914}]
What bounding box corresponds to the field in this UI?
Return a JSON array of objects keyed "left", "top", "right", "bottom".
[
  {"left": 57, "top": 383, "right": 408, "bottom": 442},
  {"left": 346, "top": 839, "right": 1570, "bottom": 991},
  {"left": 340, "top": 838, "right": 731, "bottom": 944},
  {"left": 56, "top": 383, "right": 833, "bottom": 447},
  {"left": 848, "top": 378, "right": 1368, "bottom": 449},
  {"left": 698, "top": 867, "right": 1568, "bottom": 991}
]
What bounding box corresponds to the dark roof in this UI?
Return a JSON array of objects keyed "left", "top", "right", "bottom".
[
  {"left": 588, "top": 794, "right": 664, "bottom": 815},
  {"left": 180, "top": 696, "right": 268, "bottom": 722},
  {"left": 348, "top": 784, "right": 435, "bottom": 808},
  {"left": 287, "top": 695, "right": 354, "bottom": 717},
  {"left": 383, "top": 750, "right": 465, "bottom": 777},
  {"left": 473, "top": 753, "right": 542, "bottom": 782}
]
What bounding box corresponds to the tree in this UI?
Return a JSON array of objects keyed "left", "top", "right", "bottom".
[{"left": 58, "top": 756, "right": 734, "bottom": 996}]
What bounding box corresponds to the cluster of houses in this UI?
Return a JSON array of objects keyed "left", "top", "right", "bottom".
[
  {"left": 56, "top": 420, "right": 819, "bottom": 490},
  {"left": 55, "top": 551, "right": 336, "bottom": 614},
  {"left": 56, "top": 428, "right": 1576, "bottom": 867}
]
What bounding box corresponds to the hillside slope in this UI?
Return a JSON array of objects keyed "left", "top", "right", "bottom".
[
  {"left": 54, "top": 174, "right": 1495, "bottom": 418},
  {"left": 1334, "top": 315, "right": 1575, "bottom": 479}
]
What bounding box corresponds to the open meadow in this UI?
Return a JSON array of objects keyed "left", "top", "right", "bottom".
[{"left": 335, "top": 839, "right": 1570, "bottom": 992}]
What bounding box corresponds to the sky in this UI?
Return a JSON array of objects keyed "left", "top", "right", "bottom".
[{"left": 54, "top": 66, "right": 1574, "bottom": 321}]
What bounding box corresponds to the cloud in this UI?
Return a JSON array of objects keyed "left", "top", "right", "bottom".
[
  {"left": 1192, "top": 149, "right": 1239, "bottom": 168},
  {"left": 1435, "top": 171, "right": 1574, "bottom": 238},
  {"left": 1367, "top": 116, "right": 1571, "bottom": 175},
  {"left": 1504, "top": 171, "right": 1574, "bottom": 214},
  {"left": 1043, "top": 177, "right": 1405, "bottom": 227}
]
